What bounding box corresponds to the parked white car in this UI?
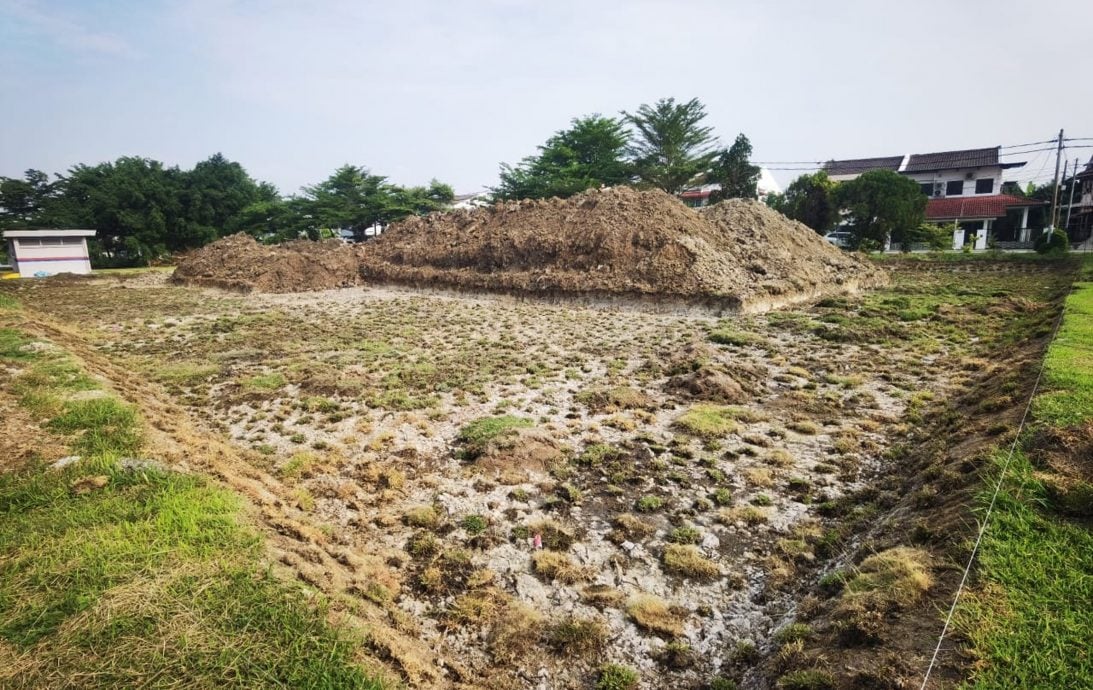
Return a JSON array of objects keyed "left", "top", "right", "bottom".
[{"left": 823, "top": 230, "right": 853, "bottom": 248}]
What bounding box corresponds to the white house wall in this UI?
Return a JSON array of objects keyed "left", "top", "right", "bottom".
[{"left": 902, "top": 166, "right": 1003, "bottom": 197}]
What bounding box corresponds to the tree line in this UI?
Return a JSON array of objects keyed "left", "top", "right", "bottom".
[
  {"left": 492, "top": 97, "right": 760, "bottom": 201},
  {"left": 0, "top": 155, "right": 454, "bottom": 266}
]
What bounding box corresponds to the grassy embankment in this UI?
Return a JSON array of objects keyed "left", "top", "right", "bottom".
[
  {"left": 955, "top": 256, "right": 1092, "bottom": 688},
  {"left": 0, "top": 293, "right": 384, "bottom": 688}
]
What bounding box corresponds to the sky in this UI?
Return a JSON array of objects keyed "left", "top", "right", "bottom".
[{"left": 2, "top": 0, "right": 1091, "bottom": 196}]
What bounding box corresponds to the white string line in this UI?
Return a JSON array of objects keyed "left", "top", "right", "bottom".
[{"left": 919, "top": 297, "right": 1070, "bottom": 690}]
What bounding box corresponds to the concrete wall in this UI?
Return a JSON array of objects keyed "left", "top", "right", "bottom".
[{"left": 12, "top": 237, "right": 92, "bottom": 278}]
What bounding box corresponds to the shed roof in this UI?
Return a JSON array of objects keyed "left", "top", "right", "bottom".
[{"left": 3, "top": 229, "right": 96, "bottom": 238}]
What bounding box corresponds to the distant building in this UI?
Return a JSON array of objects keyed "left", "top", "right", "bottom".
[
  {"left": 821, "top": 147, "right": 1045, "bottom": 249},
  {"left": 451, "top": 191, "right": 491, "bottom": 210},
  {"left": 1066, "top": 156, "right": 1093, "bottom": 244},
  {"left": 679, "top": 168, "right": 782, "bottom": 208},
  {"left": 3, "top": 229, "right": 96, "bottom": 278}
]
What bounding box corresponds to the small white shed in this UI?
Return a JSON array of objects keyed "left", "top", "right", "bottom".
[{"left": 3, "top": 229, "right": 96, "bottom": 278}]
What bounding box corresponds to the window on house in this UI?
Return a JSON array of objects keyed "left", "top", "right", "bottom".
[
  {"left": 919, "top": 183, "right": 933, "bottom": 196},
  {"left": 946, "top": 180, "right": 964, "bottom": 196},
  {"left": 975, "top": 178, "right": 994, "bottom": 194}
]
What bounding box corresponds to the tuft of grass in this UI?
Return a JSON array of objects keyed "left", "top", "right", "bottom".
[
  {"left": 596, "top": 664, "right": 639, "bottom": 690},
  {"left": 461, "top": 514, "right": 488, "bottom": 535},
  {"left": 776, "top": 669, "right": 836, "bottom": 689},
  {"left": 844, "top": 546, "right": 931, "bottom": 609},
  {"left": 709, "top": 325, "right": 763, "bottom": 348},
  {"left": 457, "top": 415, "right": 532, "bottom": 457},
  {"left": 675, "top": 404, "right": 740, "bottom": 438},
  {"left": 786, "top": 420, "right": 820, "bottom": 435},
  {"left": 634, "top": 494, "right": 664, "bottom": 513},
  {"left": 244, "top": 372, "right": 286, "bottom": 390},
  {"left": 532, "top": 551, "right": 588, "bottom": 584},
  {"left": 404, "top": 505, "right": 442, "bottom": 529},
  {"left": 626, "top": 595, "right": 685, "bottom": 637},
  {"left": 662, "top": 544, "right": 720, "bottom": 580},
  {"left": 280, "top": 451, "right": 317, "bottom": 480},
  {"left": 546, "top": 616, "right": 606, "bottom": 657}
]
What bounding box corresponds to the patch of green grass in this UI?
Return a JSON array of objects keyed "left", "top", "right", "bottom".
[
  {"left": 0, "top": 327, "right": 36, "bottom": 360},
  {"left": 675, "top": 404, "right": 740, "bottom": 438},
  {"left": 461, "top": 514, "right": 488, "bottom": 535},
  {"left": 155, "top": 361, "right": 220, "bottom": 385},
  {"left": 244, "top": 372, "right": 286, "bottom": 390},
  {"left": 709, "top": 325, "right": 763, "bottom": 348},
  {"left": 596, "top": 663, "right": 639, "bottom": 690},
  {"left": 0, "top": 458, "right": 382, "bottom": 688},
  {"left": 1033, "top": 281, "right": 1093, "bottom": 427},
  {"left": 46, "top": 397, "right": 142, "bottom": 456},
  {"left": 955, "top": 451, "right": 1093, "bottom": 685},
  {"left": 457, "top": 415, "right": 532, "bottom": 457},
  {"left": 0, "top": 293, "right": 21, "bottom": 310}
]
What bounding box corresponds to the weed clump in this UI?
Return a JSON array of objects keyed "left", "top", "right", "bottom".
[
  {"left": 675, "top": 404, "right": 740, "bottom": 438},
  {"left": 457, "top": 415, "right": 533, "bottom": 458},
  {"left": 596, "top": 664, "right": 639, "bottom": 690},
  {"left": 662, "top": 544, "right": 720, "bottom": 580},
  {"left": 546, "top": 616, "right": 606, "bottom": 656},
  {"left": 532, "top": 551, "right": 589, "bottom": 584},
  {"left": 627, "top": 595, "right": 685, "bottom": 637}
]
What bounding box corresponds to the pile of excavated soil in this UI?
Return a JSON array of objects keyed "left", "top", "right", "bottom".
[
  {"left": 171, "top": 188, "right": 886, "bottom": 308},
  {"left": 358, "top": 187, "right": 885, "bottom": 310},
  {"left": 171, "top": 234, "right": 359, "bottom": 293}
]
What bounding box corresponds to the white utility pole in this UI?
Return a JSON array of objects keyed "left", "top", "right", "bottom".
[
  {"left": 1049, "top": 128, "right": 1064, "bottom": 229},
  {"left": 1065, "top": 157, "right": 1079, "bottom": 229}
]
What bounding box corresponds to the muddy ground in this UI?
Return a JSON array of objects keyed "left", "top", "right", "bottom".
[{"left": 0, "top": 260, "right": 1072, "bottom": 689}]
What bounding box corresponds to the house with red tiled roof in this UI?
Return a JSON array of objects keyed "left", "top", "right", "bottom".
[{"left": 821, "top": 146, "right": 1046, "bottom": 249}]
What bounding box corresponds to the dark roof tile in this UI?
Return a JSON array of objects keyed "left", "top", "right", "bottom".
[
  {"left": 821, "top": 156, "right": 903, "bottom": 176},
  {"left": 905, "top": 147, "right": 1000, "bottom": 173}
]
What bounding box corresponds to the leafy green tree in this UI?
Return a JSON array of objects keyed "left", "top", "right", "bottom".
[
  {"left": 0, "top": 170, "right": 59, "bottom": 228},
  {"left": 182, "top": 153, "right": 264, "bottom": 237},
  {"left": 300, "top": 165, "right": 390, "bottom": 240},
  {"left": 708, "top": 134, "right": 760, "bottom": 201},
  {"left": 835, "top": 170, "right": 926, "bottom": 249},
  {"left": 382, "top": 179, "right": 455, "bottom": 223},
  {"left": 493, "top": 116, "right": 631, "bottom": 200},
  {"left": 779, "top": 171, "right": 839, "bottom": 233},
  {"left": 623, "top": 97, "right": 718, "bottom": 194}
]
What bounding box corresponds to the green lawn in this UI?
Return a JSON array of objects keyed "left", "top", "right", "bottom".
[{"left": 956, "top": 259, "right": 1093, "bottom": 689}]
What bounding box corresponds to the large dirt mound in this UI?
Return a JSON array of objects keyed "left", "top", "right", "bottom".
[
  {"left": 358, "top": 187, "right": 884, "bottom": 309},
  {"left": 171, "top": 234, "right": 360, "bottom": 293}
]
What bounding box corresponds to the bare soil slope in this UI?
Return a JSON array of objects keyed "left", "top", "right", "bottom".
[{"left": 359, "top": 187, "right": 884, "bottom": 309}]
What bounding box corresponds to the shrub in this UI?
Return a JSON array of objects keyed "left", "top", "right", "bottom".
[{"left": 1034, "top": 228, "right": 1068, "bottom": 255}]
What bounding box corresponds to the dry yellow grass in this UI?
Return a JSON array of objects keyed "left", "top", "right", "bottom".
[
  {"left": 531, "top": 551, "right": 589, "bottom": 584},
  {"left": 845, "top": 546, "right": 932, "bottom": 609},
  {"left": 626, "top": 595, "right": 685, "bottom": 637},
  {"left": 663, "top": 544, "right": 721, "bottom": 580}
]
